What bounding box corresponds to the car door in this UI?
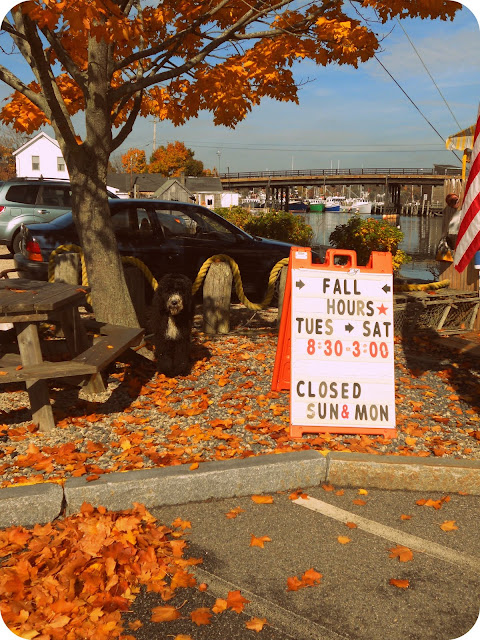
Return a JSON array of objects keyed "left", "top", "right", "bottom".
[
  {"left": 150, "top": 203, "right": 241, "bottom": 283},
  {"left": 110, "top": 203, "right": 170, "bottom": 282},
  {"left": 36, "top": 184, "right": 73, "bottom": 223}
]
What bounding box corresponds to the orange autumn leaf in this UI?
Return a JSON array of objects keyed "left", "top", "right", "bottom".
[
  {"left": 322, "top": 483, "right": 335, "bottom": 492},
  {"left": 226, "top": 590, "right": 250, "bottom": 613},
  {"left": 352, "top": 499, "right": 366, "bottom": 506},
  {"left": 289, "top": 490, "right": 308, "bottom": 500},
  {"left": 400, "top": 514, "right": 412, "bottom": 520},
  {"left": 128, "top": 620, "right": 143, "bottom": 630},
  {"left": 390, "top": 578, "right": 410, "bottom": 589},
  {"left": 212, "top": 598, "right": 228, "bottom": 614},
  {"left": 151, "top": 605, "right": 181, "bottom": 622},
  {"left": 198, "top": 583, "right": 208, "bottom": 592},
  {"left": 250, "top": 534, "right": 272, "bottom": 548},
  {"left": 337, "top": 536, "right": 351, "bottom": 544},
  {"left": 251, "top": 495, "right": 274, "bottom": 504},
  {"left": 286, "top": 575, "right": 304, "bottom": 591},
  {"left": 302, "top": 568, "right": 322, "bottom": 586},
  {"left": 174, "top": 636, "right": 194, "bottom": 640},
  {"left": 246, "top": 617, "right": 268, "bottom": 632},
  {"left": 287, "top": 568, "right": 322, "bottom": 591},
  {"left": 172, "top": 518, "right": 191, "bottom": 530},
  {"left": 226, "top": 506, "right": 245, "bottom": 519},
  {"left": 190, "top": 607, "right": 212, "bottom": 625},
  {"left": 388, "top": 545, "right": 413, "bottom": 562},
  {"left": 345, "top": 521, "right": 358, "bottom": 529},
  {"left": 189, "top": 462, "right": 199, "bottom": 470},
  {"left": 440, "top": 520, "right": 458, "bottom": 532}
]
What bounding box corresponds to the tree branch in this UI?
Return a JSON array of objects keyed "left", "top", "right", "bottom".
[{"left": 111, "top": 91, "right": 143, "bottom": 152}]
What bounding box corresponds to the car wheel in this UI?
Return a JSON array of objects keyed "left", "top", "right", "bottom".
[{"left": 10, "top": 232, "right": 22, "bottom": 255}]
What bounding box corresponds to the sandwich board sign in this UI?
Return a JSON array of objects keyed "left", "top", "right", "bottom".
[{"left": 272, "top": 247, "right": 396, "bottom": 438}]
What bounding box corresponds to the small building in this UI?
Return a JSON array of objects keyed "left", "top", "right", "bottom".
[
  {"left": 154, "top": 178, "right": 195, "bottom": 202},
  {"left": 106, "top": 173, "right": 224, "bottom": 207},
  {"left": 13, "top": 132, "right": 68, "bottom": 180}
]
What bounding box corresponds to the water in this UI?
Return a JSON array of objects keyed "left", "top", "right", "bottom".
[{"left": 304, "top": 211, "right": 443, "bottom": 281}]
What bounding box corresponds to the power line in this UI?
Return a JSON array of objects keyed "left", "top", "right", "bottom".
[
  {"left": 373, "top": 53, "right": 462, "bottom": 163},
  {"left": 395, "top": 18, "right": 462, "bottom": 131}
]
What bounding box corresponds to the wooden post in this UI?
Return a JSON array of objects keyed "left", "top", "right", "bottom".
[
  {"left": 277, "top": 266, "right": 288, "bottom": 326},
  {"left": 124, "top": 266, "right": 146, "bottom": 327},
  {"left": 16, "top": 322, "right": 55, "bottom": 432},
  {"left": 203, "top": 262, "right": 233, "bottom": 334},
  {"left": 54, "top": 252, "right": 80, "bottom": 285}
]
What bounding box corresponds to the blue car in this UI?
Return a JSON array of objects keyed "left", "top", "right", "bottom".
[{"left": 14, "top": 199, "right": 313, "bottom": 302}]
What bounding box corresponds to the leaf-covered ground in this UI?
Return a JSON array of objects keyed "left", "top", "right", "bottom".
[{"left": 0, "top": 307, "right": 479, "bottom": 489}]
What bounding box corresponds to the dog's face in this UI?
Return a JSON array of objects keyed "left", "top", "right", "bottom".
[
  {"left": 165, "top": 291, "right": 184, "bottom": 316},
  {"left": 157, "top": 274, "right": 191, "bottom": 316}
]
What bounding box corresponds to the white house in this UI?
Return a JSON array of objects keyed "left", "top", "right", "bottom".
[
  {"left": 13, "top": 132, "right": 68, "bottom": 180},
  {"left": 220, "top": 192, "right": 240, "bottom": 207}
]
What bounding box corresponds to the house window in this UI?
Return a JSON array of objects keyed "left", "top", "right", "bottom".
[
  {"left": 32, "top": 155, "right": 40, "bottom": 171},
  {"left": 57, "top": 157, "right": 66, "bottom": 172}
]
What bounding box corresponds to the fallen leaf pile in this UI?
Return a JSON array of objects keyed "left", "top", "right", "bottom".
[
  {"left": 0, "top": 318, "right": 478, "bottom": 488},
  {"left": 0, "top": 502, "right": 200, "bottom": 639}
]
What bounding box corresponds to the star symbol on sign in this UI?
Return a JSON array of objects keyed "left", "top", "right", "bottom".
[{"left": 377, "top": 304, "right": 388, "bottom": 315}]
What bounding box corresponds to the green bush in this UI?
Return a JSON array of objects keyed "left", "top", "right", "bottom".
[
  {"left": 329, "top": 215, "right": 410, "bottom": 273},
  {"left": 215, "top": 207, "right": 313, "bottom": 246}
]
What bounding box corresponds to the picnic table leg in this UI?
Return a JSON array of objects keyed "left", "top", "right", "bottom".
[
  {"left": 59, "top": 307, "right": 106, "bottom": 394},
  {"left": 15, "top": 322, "right": 55, "bottom": 433}
]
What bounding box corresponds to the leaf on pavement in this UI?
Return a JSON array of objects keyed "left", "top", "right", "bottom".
[
  {"left": 388, "top": 545, "right": 413, "bottom": 562},
  {"left": 226, "top": 590, "right": 250, "bottom": 613},
  {"left": 226, "top": 506, "right": 245, "bottom": 518},
  {"left": 389, "top": 578, "right": 410, "bottom": 589},
  {"left": 246, "top": 617, "right": 268, "bottom": 632},
  {"left": 251, "top": 495, "right": 273, "bottom": 504},
  {"left": 250, "top": 534, "right": 271, "bottom": 548},
  {"left": 212, "top": 598, "right": 228, "bottom": 614},
  {"left": 400, "top": 514, "right": 412, "bottom": 520},
  {"left": 345, "top": 521, "right": 357, "bottom": 529},
  {"left": 352, "top": 499, "right": 367, "bottom": 506},
  {"left": 151, "top": 605, "right": 181, "bottom": 622},
  {"left": 337, "top": 536, "right": 351, "bottom": 544},
  {"left": 440, "top": 520, "right": 458, "bottom": 532},
  {"left": 190, "top": 607, "right": 212, "bottom": 625}
]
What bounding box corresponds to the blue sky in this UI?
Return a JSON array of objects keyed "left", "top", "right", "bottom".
[{"left": 0, "top": 0, "right": 479, "bottom": 173}]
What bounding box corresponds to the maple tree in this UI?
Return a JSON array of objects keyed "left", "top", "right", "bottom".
[
  {"left": 149, "top": 141, "right": 204, "bottom": 177},
  {"left": 0, "top": 0, "right": 460, "bottom": 325},
  {"left": 121, "top": 147, "right": 147, "bottom": 174}
]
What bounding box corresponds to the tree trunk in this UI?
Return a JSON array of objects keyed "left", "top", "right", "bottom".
[
  {"left": 52, "top": 33, "right": 140, "bottom": 329},
  {"left": 68, "top": 166, "right": 140, "bottom": 328}
]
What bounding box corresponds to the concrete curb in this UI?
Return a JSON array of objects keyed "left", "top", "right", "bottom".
[{"left": 1, "top": 451, "right": 479, "bottom": 528}]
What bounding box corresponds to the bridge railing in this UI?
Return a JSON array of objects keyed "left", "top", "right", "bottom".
[{"left": 220, "top": 167, "right": 462, "bottom": 179}]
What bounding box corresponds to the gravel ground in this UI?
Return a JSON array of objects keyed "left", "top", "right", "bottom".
[{"left": 0, "top": 304, "right": 479, "bottom": 489}]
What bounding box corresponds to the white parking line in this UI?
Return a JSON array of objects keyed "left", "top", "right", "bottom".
[{"left": 294, "top": 496, "right": 480, "bottom": 574}]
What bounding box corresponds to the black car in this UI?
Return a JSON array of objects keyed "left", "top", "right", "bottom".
[{"left": 14, "top": 199, "right": 312, "bottom": 302}]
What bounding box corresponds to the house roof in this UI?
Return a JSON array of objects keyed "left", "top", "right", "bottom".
[
  {"left": 107, "top": 173, "right": 223, "bottom": 193},
  {"left": 154, "top": 179, "right": 194, "bottom": 198},
  {"left": 13, "top": 132, "right": 60, "bottom": 156}
]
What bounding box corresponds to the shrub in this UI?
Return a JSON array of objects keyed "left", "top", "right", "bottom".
[
  {"left": 215, "top": 207, "right": 313, "bottom": 246},
  {"left": 328, "top": 215, "right": 410, "bottom": 273}
]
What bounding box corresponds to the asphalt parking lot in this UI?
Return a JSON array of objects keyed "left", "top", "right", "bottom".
[{"left": 121, "top": 486, "right": 480, "bottom": 640}]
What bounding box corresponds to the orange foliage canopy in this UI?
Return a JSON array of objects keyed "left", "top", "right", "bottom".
[{"left": 0, "top": 0, "right": 460, "bottom": 138}]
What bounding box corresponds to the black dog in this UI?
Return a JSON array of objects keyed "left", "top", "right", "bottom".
[{"left": 151, "top": 273, "right": 193, "bottom": 376}]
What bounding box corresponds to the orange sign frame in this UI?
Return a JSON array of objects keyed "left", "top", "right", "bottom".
[{"left": 272, "top": 247, "right": 396, "bottom": 439}]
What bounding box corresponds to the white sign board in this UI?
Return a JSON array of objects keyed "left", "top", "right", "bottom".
[{"left": 290, "top": 266, "right": 396, "bottom": 434}]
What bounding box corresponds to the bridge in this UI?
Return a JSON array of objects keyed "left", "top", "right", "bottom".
[{"left": 219, "top": 166, "right": 463, "bottom": 212}]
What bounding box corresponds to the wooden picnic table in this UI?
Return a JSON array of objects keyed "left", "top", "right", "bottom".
[{"left": 0, "top": 279, "right": 143, "bottom": 432}]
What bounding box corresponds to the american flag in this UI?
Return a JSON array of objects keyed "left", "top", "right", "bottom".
[{"left": 454, "top": 104, "right": 480, "bottom": 273}]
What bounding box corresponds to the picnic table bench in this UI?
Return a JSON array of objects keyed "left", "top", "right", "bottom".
[{"left": 0, "top": 279, "right": 144, "bottom": 432}]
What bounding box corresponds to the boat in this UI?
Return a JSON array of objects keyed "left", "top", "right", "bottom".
[
  {"left": 288, "top": 200, "right": 309, "bottom": 212},
  {"left": 307, "top": 198, "right": 326, "bottom": 213},
  {"left": 324, "top": 196, "right": 346, "bottom": 212},
  {"left": 347, "top": 199, "right": 372, "bottom": 214}
]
